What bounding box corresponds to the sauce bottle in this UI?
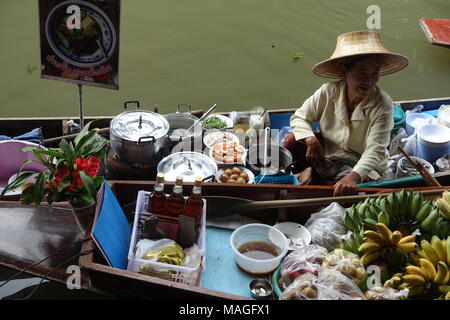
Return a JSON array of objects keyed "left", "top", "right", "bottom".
[
  {"left": 166, "top": 176, "right": 185, "bottom": 217},
  {"left": 147, "top": 172, "right": 167, "bottom": 215},
  {"left": 183, "top": 177, "right": 204, "bottom": 224}
]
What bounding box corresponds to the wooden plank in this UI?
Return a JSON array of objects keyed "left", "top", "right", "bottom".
[{"left": 0, "top": 201, "right": 92, "bottom": 290}]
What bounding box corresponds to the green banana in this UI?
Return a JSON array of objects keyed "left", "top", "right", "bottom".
[
  {"left": 363, "top": 218, "right": 378, "bottom": 231},
  {"left": 416, "top": 201, "right": 432, "bottom": 223},
  {"left": 343, "top": 212, "right": 358, "bottom": 231},
  {"left": 378, "top": 211, "right": 390, "bottom": 226},
  {"left": 421, "top": 209, "right": 439, "bottom": 232},
  {"left": 380, "top": 197, "right": 394, "bottom": 221},
  {"left": 410, "top": 193, "right": 423, "bottom": 218}
]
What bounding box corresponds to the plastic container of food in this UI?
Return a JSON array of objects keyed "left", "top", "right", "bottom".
[{"left": 230, "top": 223, "right": 289, "bottom": 275}]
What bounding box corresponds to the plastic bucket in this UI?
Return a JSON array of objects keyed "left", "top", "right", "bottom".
[
  {"left": 405, "top": 113, "right": 436, "bottom": 136},
  {"left": 417, "top": 124, "right": 450, "bottom": 163}
]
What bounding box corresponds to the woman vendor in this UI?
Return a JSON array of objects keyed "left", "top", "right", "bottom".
[{"left": 285, "top": 30, "right": 409, "bottom": 196}]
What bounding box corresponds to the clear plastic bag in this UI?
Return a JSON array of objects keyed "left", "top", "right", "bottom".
[
  {"left": 280, "top": 244, "right": 329, "bottom": 289},
  {"left": 405, "top": 104, "right": 424, "bottom": 115},
  {"left": 389, "top": 127, "right": 408, "bottom": 156},
  {"left": 364, "top": 286, "right": 409, "bottom": 300},
  {"left": 304, "top": 202, "right": 350, "bottom": 251},
  {"left": 322, "top": 249, "right": 366, "bottom": 286},
  {"left": 403, "top": 133, "right": 419, "bottom": 157},
  {"left": 279, "top": 267, "right": 366, "bottom": 300}
]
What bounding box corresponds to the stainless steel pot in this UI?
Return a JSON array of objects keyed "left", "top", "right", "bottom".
[
  {"left": 110, "top": 101, "right": 170, "bottom": 165},
  {"left": 164, "top": 104, "right": 203, "bottom": 152},
  {"left": 247, "top": 144, "right": 294, "bottom": 175}
]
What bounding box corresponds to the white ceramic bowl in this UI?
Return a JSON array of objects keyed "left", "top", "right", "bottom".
[
  {"left": 214, "top": 167, "right": 254, "bottom": 184},
  {"left": 230, "top": 223, "right": 289, "bottom": 275},
  {"left": 273, "top": 222, "right": 312, "bottom": 251},
  {"left": 203, "top": 131, "right": 239, "bottom": 149}
]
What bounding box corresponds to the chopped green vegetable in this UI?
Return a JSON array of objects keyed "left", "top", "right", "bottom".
[{"left": 203, "top": 117, "right": 228, "bottom": 129}]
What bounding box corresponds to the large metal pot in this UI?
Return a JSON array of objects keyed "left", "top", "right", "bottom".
[
  {"left": 164, "top": 104, "right": 203, "bottom": 153},
  {"left": 110, "top": 101, "right": 170, "bottom": 165},
  {"left": 247, "top": 144, "right": 294, "bottom": 175}
]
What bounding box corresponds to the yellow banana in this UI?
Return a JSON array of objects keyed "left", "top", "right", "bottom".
[
  {"left": 391, "top": 231, "right": 402, "bottom": 246},
  {"left": 447, "top": 236, "right": 450, "bottom": 266},
  {"left": 396, "top": 242, "right": 418, "bottom": 254},
  {"left": 418, "top": 249, "right": 431, "bottom": 261},
  {"left": 363, "top": 230, "right": 385, "bottom": 245},
  {"left": 361, "top": 250, "right": 380, "bottom": 265},
  {"left": 376, "top": 223, "right": 393, "bottom": 245},
  {"left": 446, "top": 291, "right": 450, "bottom": 300},
  {"left": 431, "top": 236, "right": 447, "bottom": 262},
  {"left": 407, "top": 284, "right": 424, "bottom": 297},
  {"left": 409, "top": 253, "right": 421, "bottom": 266},
  {"left": 419, "top": 258, "right": 437, "bottom": 280},
  {"left": 406, "top": 265, "right": 429, "bottom": 279},
  {"left": 358, "top": 241, "right": 382, "bottom": 254},
  {"left": 444, "top": 269, "right": 450, "bottom": 285},
  {"left": 421, "top": 240, "right": 440, "bottom": 265},
  {"left": 403, "top": 274, "right": 426, "bottom": 285},
  {"left": 434, "top": 261, "right": 449, "bottom": 285},
  {"left": 398, "top": 235, "right": 416, "bottom": 245},
  {"left": 439, "top": 285, "right": 450, "bottom": 294}
]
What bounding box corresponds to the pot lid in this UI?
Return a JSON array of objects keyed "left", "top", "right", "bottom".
[
  {"left": 111, "top": 110, "right": 170, "bottom": 141},
  {"left": 157, "top": 152, "right": 218, "bottom": 182}
]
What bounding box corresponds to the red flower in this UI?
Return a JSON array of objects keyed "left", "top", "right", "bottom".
[{"left": 75, "top": 158, "right": 89, "bottom": 171}]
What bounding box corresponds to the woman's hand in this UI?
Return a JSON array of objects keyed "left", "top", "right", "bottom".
[
  {"left": 333, "top": 171, "right": 361, "bottom": 197},
  {"left": 297, "top": 167, "right": 313, "bottom": 185},
  {"left": 304, "top": 136, "right": 326, "bottom": 167}
]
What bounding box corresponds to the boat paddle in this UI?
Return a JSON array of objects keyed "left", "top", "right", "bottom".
[{"left": 203, "top": 187, "right": 450, "bottom": 217}]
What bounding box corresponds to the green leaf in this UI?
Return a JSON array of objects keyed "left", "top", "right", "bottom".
[
  {"left": 74, "top": 121, "right": 92, "bottom": 146},
  {"left": 20, "top": 184, "right": 35, "bottom": 205},
  {"left": 79, "top": 171, "right": 96, "bottom": 202},
  {"left": 0, "top": 171, "right": 35, "bottom": 196},
  {"left": 33, "top": 172, "right": 46, "bottom": 206},
  {"left": 75, "top": 131, "right": 98, "bottom": 155},
  {"left": 57, "top": 175, "right": 71, "bottom": 192}
]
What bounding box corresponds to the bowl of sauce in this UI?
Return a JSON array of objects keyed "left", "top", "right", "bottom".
[{"left": 230, "top": 223, "right": 289, "bottom": 275}]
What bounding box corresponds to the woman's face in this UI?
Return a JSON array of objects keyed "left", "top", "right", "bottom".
[{"left": 344, "top": 56, "right": 381, "bottom": 100}]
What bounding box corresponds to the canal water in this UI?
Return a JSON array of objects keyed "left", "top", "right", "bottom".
[
  {"left": 0, "top": 0, "right": 449, "bottom": 118},
  {"left": 0, "top": 0, "right": 449, "bottom": 299}
]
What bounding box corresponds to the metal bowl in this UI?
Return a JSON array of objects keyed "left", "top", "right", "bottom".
[
  {"left": 249, "top": 279, "right": 273, "bottom": 299},
  {"left": 157, "top": 151, "right": 218, "bottom": 182}
]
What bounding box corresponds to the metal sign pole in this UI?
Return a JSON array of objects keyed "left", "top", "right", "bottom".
[{"left": 78, "top": 84, "right": 84, "bottom": 129}]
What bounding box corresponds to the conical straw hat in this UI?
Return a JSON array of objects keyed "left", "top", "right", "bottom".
[{"left": 312, "top": 30, "right": 409, "bottom": 79}]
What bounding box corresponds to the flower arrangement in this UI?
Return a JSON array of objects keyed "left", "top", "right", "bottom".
[{"left": 1, "top": 122, "right": 109, "bottom": 206}]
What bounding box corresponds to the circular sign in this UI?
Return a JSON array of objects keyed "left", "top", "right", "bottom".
[{"left": 45, "top": 0, "right": 116, "bottom": 68}]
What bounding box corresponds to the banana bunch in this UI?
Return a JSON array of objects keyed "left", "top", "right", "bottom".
[
  {"left": 342, "top": 190, "right": 450, "bottom": 249},
  {"left": 436, "top": 191, "right": 450, "bottom": 220},
  {"left": 386, "top": 236, "right": 450, "bottom": 299},
  {"left": 358, "top": 223, "right": 418, "bottom": 265}
]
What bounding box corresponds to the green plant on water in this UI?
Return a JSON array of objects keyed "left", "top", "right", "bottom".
[{"left": 292, "top": 52, "right": 303, "bottom": 61}]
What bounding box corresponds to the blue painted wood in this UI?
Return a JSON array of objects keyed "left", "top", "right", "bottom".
[{"left": 202, "top": 227, "right": 267, "bottom": 298}]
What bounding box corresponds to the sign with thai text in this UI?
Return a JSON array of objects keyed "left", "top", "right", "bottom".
[{"left": 39, "top": 0, "right": 121, "bottom": 89}]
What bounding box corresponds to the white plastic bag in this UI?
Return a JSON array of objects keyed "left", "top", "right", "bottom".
[{"left": 304, "top": 202, "right": 350, "bottom": 251}]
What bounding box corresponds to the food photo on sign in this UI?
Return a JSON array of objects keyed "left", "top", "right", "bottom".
[{"left": 38, "top": 0, "right": 120, "bottom": 89}]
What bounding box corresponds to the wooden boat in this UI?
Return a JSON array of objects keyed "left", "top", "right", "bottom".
[
  {"left": 0, "top": 96, "right": 449, "bottom": 190},
  {"left": 420, "top": 18, "right": 450, "bottom": 49},
  {"left": 0, "top": 181, "right": 391, "bottom": 300},
  {"left": 2, "top": 180, "right": 449, "bottom": 300}
]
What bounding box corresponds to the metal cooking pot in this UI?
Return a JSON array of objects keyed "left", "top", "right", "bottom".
[
  {"left": 110, "top": 101, "right": 170, "bottom": 165},
  {"left": 247, "top": 144, "right": 294, "bottom": 175},
  {"left": 164, "top": 104, "right": 203, "bottom": 152}
]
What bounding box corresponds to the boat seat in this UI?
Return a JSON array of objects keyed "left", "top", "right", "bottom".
[{"left": 0, "top": 140, "right": 47, "bottom": 189}]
